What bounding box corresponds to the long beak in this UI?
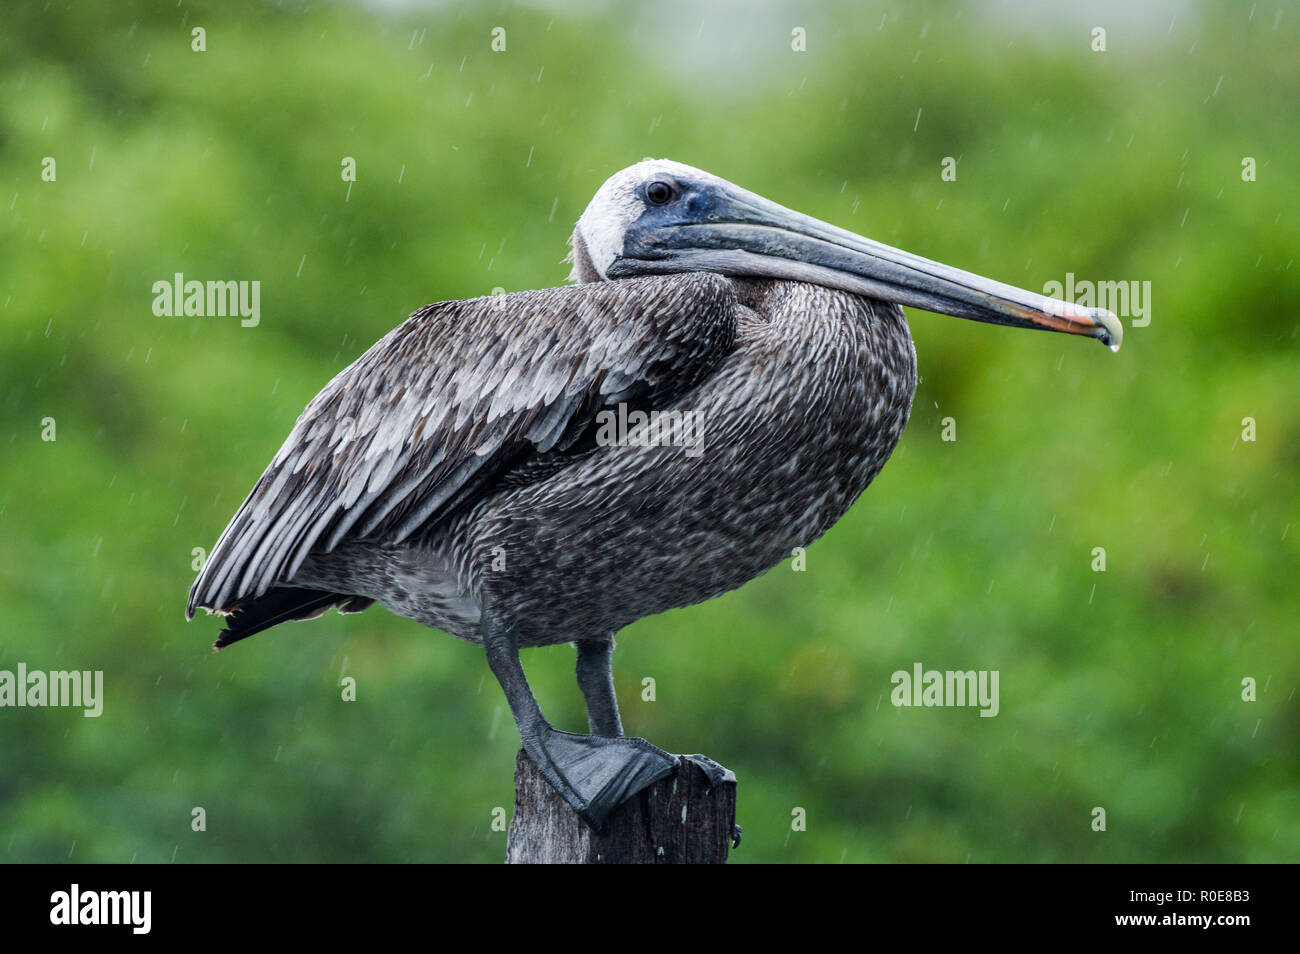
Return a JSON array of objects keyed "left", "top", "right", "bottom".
[{"left": 615, "top": 186, "right": 1122, "bottom": 352}]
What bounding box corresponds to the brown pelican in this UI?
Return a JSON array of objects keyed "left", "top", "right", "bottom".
[{"left": 187, "top": 159, "right": 1120, "bottom": 829}]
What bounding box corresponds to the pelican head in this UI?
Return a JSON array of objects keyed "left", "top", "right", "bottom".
[{"left": 570, "top": 158, "right": 1121, "bottom": 351}]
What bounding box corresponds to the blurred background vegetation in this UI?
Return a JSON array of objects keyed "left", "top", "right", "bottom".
[{"left": 0, "top": 0, "right": 1296, "bottom": 863}]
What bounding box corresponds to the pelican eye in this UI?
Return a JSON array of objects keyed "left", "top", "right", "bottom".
[{"left": 645, "top": 180, "right": 675, "bottom": 205}]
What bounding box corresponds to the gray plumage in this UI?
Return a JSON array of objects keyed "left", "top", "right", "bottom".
[
  {"left": 187, "top": 159, "right": 1118, "bottom": 826},
  {"left": 188, "top": 273, "right": 913, "bottom": 646}
]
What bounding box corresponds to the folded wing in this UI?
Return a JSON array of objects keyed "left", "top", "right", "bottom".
[{"left": 186, "top": 273, "right": 738, "bottom": 619}]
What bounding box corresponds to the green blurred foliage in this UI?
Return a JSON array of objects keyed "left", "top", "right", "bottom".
[{"left": 0, "top": 0, "right": 1296, "bottom": 863}]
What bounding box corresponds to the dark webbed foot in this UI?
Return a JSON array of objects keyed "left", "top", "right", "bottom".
[
  {"left": 485, "top": 614, "right": 718, "bottom": 832},
  {"left": 529, "top": 728, "right": 678, "bottom": 830}
]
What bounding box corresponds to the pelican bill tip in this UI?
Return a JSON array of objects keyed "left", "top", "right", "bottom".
[{"left": 1090, "top": 307, "right": 1123, "bottom": 352}]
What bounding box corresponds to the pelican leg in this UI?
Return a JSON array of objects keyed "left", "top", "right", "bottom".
[
  {"left": 575, "top": 635, "right": 623, "bottom": 737},
  {"left": 483, "top": 616, "right": 676, "bottom": 831}
]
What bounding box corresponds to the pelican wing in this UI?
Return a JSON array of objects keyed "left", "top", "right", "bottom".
[{"left": 187, "top": 273, "right": 737, "bottom": 617}]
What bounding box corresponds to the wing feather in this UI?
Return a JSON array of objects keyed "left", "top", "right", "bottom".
[{"left": 187, "top": 273, "right": 736, "bottom": 617}]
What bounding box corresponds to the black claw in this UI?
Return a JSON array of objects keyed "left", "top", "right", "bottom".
[
  {"left": 732, "top": 824, "right": 743, "bottom": 849},
  {"left": 678, "top": 753, "right": 738, "bottom": 792}
]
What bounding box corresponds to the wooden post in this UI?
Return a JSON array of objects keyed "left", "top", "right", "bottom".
[{"left": 505, "top": 750, "right": 738, "bottom": 864}]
